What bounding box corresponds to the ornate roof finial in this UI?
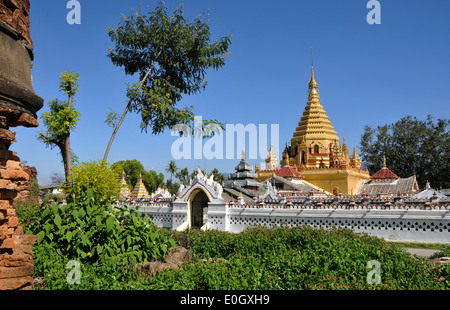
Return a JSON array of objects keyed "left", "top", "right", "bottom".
[
  {"left": 242, "top": 147, "right": 246, "bottom": 160},
  {"left": 382, "top": 155, "right": 387, "bottom": 169},
  {"left": 308, "top": 51, "right": 319, "bottom": 101}
]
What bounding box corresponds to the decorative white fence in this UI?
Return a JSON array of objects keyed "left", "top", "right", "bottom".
[{"left": 128, "top": 201, "right": 450, "bottom": 244}]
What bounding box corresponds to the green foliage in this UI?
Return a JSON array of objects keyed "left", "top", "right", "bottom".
[
  {"left": 63, "top": 160, "right": 122, "bottom": 203},
  {"left": 210, "top": 168, "right": 225, "bottom": 184},
  {"left": 37, "top": 99, "right": 81, "bottom": 148},
  {"left": 112, "top": 159, "right": 165, "bottom": 193},
  {"left": 13, "top": 199, "right": 41, "bottom": 232},
  {"left": 104, "top": 107, "right": 120, "bottom": 128},
  {"left": 59, "top": 71, "right": 80, "bottom": 98},
  {"left": 107, "top": 2, "right": 231, "bottom": 135},
  {"left": 37, "top": 71, "right": 81, "bottom": 178},
  {"left": 27, "top": 189, "right": 176, "bottom": 266},
  {"left": 176, "top": 167, "right": 190, "bottom": 185},
  {"left": 147, "top": 226, "right": 447, "bottom": 290},
  {"left": 429, "top": 245, "right": 450, "bottom": 259},
  {"left": 165, "top": 160, "right": 178, "bottom": 181},
  {"left": 360, "top": 115, "right": 450, "bottom": 188},
  {"left": 165, "top": 179, "right": 180, "bottom": 196}
]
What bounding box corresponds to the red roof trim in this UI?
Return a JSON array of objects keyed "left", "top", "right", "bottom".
[
  {"left": 371, "top": 167, "right": 399, "bottom": 179},
  {"left": 275, "top": 167, "right": 303, "bottom": 178}
]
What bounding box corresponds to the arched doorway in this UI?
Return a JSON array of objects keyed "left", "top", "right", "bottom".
[{"left": 190, "top": 189, "right": 210, "bottom": 229}]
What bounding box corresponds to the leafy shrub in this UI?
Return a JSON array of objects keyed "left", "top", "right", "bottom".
[
  {"left": 63, "top": 160, "right": 122, "bottom": 203},
  {"left": 26, "top": 189, "right": 176, "bottom": 264},
  {"left": 146, "top": 226, "right": 447, "bottom": 290}
]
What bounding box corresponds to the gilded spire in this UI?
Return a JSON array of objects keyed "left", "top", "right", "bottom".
[
  {"left": 382, "top": 155, "right": 387, "bottom": 169},
  {"left": 308, "top": 61, "right": 319, "bottom": 100},
  {"left": 309, "top": 64, "right": 318, "bottom": 89}
]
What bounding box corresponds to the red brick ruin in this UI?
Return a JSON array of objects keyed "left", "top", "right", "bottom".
[{"left": 0, "top": 0, "right": 43, "bottom": 290}]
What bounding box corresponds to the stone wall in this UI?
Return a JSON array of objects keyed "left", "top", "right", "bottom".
[{"left": 0, "top": 0, "right": 43, "bottom": 290}]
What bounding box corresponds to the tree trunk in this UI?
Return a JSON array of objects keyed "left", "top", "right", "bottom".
[
  {"left": 103, "top": 101, "right": 132, "bottom": 161},
  {"left": 64, "top": 95, "right": 74, "bottom": 179},
  {"left": 103, "top": 50, "right": 162, "bottom": 161}
]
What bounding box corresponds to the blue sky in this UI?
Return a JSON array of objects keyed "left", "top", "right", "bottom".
[{"left": 14, "top": 0, "right": 450, "bottom": 185}]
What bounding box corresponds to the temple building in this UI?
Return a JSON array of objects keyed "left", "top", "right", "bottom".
[
  {"left": 223, "top": 148, "right": 277, "bottom": 202},
  {"left": 119, "top": 170, "right": 131, "bottom": 199},
  {"left": 357, "top": 156, "right": 419, "bottom": 196},
  {"left": 255, "top": 144, "right": 279, "bottom": 181},
  {"left": 257, "top": 63, "right": 371, "bottom": 195},
  {"left": 130, "top": 172, "right": 150, "bottom": 199}
]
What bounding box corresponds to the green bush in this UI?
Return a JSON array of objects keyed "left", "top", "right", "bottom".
[
  {"left": 147, "top": 226, "right": 447, "bottom": 290},
  {"left": 26, "top": 189, "right": 176, "bottom": 264},
  {"left": 63, "top": 160, "right": 122, "bottom": 203}
]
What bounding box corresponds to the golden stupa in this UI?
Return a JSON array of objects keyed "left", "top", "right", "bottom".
[
  {"left": 130, "top": 172, "right": 150, "bottom": 199},
  {"left": 257, "top": 62, "right": 370, "bottom": 195},
  {"left": 119, "top": 170, "right": 131, "bottom": 199}
]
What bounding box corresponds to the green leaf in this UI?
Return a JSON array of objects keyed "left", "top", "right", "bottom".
[
  {"left": 169, "top": 238, "right": 177, "bottom": 248},
  {"left": 66, "top": 231, "right": 72, "bottom": 242},
  {"left": 37, "top": 231, "right": 45, "bottom": 243},
  {"left": 51, "top": 203, "right": 59, "bottom": 215},
  {"left": 44, "top": 222, "right": 53, "bottom": 234},
  {"left": 41, "top": 208, "right": 50, "bottom": 218},
  {"left": 106, "top": 217, "right": 116, "bottom": 232},
  {"left": 96, "top": 215, "right": 102, "bottom": 226},
  {"left": 54, "top": 214, "right": 62, "bottom": 228}
]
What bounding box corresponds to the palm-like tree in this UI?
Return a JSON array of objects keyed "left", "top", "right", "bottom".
[{"left": 165, "top": 160, "right": 178, "bottom": 182}]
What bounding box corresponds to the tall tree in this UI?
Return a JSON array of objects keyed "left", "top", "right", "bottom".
[
  {"left": 37, "top": 71, "right": 81, "bottom": 180},
  {"left": 360, "top": 115, "right": 450, "bottom": 188},
  {"left": 176, "top": 167, "right": 190, "bottom": 185},
  {"left": 103, "top": 2, "right": 230, "bottom": 160},
  {"left": 165, "top": 160, "right": 178, "bottom": 182},
  {"left": 210, "top": 168, "right": 225, "bottom": 184}
]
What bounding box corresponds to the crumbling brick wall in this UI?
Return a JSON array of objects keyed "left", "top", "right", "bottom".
[{"left": 0, "top": 0, "right": 43, "bottom": 290}]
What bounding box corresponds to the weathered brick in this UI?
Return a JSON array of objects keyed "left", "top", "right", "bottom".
[
  {"left": 0, "top": 237, "right": 15, "bottom": 249},
  {"left": 0, "top": 179, "right": 19, "bottom": 190},
  {"left": 14, "top": 225, "right": 23, "bottom": 235},
  {"left": 0, "top": 150, "right": 19, "bottom": 162},
  {"left": 0, "top": 128, "right": 16, "bottom": 143},
  {"left": 0, "top": 199, "right": 12, "bottom": 210},
  {"left": 8, "top": 216, "right": 19, "bottom": 228},
  {"left": 6, "top": 208, "right": 15, "bottom": 217},
  {"left": 0, "top": 253, "right": 33, "bottom": 267},
  {"left": 14, "top": 234, "right": 36, "bottom": 245},
  {"left": 5, "top": 160, "right": 21, "bottom": 170},
  {"left": 0, "top": 190, "right": 18, "bottom": 199},
  {"left": 0, "top": 263, "right": 33, "bottom": 279},
  {"left": 0, "top": 169, "right": 29, "bottom": 180},
  {"left": 11, "top": 243, "right": 32, "bottom": 255},
  {"left": 0, "top": 276, "right": 33, "bottom": 290}
]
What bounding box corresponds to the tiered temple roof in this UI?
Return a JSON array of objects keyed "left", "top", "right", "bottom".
[
  {"left": 119, "top": 170, "right": 131, "bottom": 199},
  {"left": 130, "top": 172, "right": 150, "bottom": 199}
]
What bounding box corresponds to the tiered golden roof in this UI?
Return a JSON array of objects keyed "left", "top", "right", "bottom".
[
  {"left": 282, "top": 63, "right": 343, "bottom": 168},
  {"left": 130, "top": 172, "right": 150, "bottom": 199},
  {"left": 260, "top": 60, "right": 371, "bottom": 195},
  {"left": 119, "top": 170, "right": 131, "bottom": 199}
]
